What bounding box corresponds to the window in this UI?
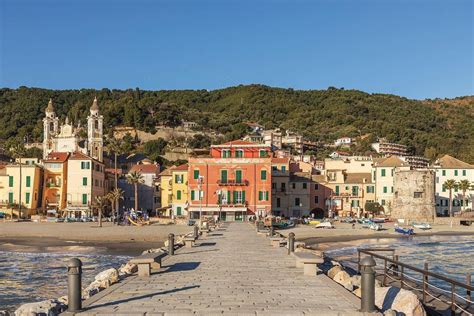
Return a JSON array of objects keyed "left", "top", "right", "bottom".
[
  {"left": 381, "top": 199, "right": 386, "bottom": 206},
  {"left": 26, "top": 176, "right": 31, "bottom": 188},
  {"left": 335, "top": 185, "right": 339, "bottom": 195},
  {"left": 81, "top": 161, "right": 91, "bottom": 169},
  {"left": 436, "top": 177, "right": 439, "bottom": 183},
  {"left": 314, "top": 196, "right": 319, "bottom": 204},
  {"left": 221, "top": 150, "right": 231, "bottom": 158},
  {"left": 352, "top": 186, "right": 359, "bottom": 196},
  {"left": 366, "top": 186, "right": 374, "bottom": 193},
  {"left": 295, "top": 198, "right": 300, "bottom": 206},
  {"left": 281, "top": 166, "right": 286, "bottom": 172},
  {"left": 193, "top": 170, "right": 199, "bottom": 179},
  {"left": 292, "top": 183, "right": 296, "bottom": 189},
  {"left": 454, "top": 170, "right": 458, "bottom": 176},
  {"left": 442, "top": 185, "right": 446, "bottom": 192},
  {"left": 442, "top": 170, "right": 446, "bottom": 176},
  {"left": 281, "top": 183, "right": 286, "bottom": 191},
  {"left": 260, "top": 170, "right": 267, "bottom": 180},
  {"left": 302, "top": 183, "right": 307, "bottom": 189},
  {"left": 383, "top": 186, "right": 388, "bottom": 194},
  {"left": 175, "top": 174, "right": 183, "bottom": 184},
  {"left": 345, "top": 186, "right": 349, "bottom": 190},
  {"left": 276, "top": 198, "right": 281, "bottom": 208},
  {"left": 191, "top": 190, "right": 195, "bottom": 201},
  {"left": 462, "top": 170, "right": 467, "bottom": 176},
  {"left": 272, "top": 166, "right": 277, "bottom": 171},
  {"left": 177, "top": 190, "right": 182, "bottom": 200},
  {"left": 272, "top": 182, "right": 276, "bottom": 190},
  {"left": 381, "top": 169, "right": 386, "bottom": 177},
  {"left": 83, "top": 177, "right": 88, "bottom": 186},
  {"left": 235, "top": 170, "right": 242, "bottom": 183},
  {"left": 221, "top": 170, "right": 228, "bottom": 183},
  {"left": 82, "top": 194, "right": 88, "bottom": 205},
  {"left": 235, "top": 150, "right": 244, "bottom": 158},
  {"left": 414, "top": 192, "right": 423, "bottom": 198},
  {"left": 391, "top": 169, "right": 394, "bottom": 177},
  {"left": 8, "top": 176, "right": 13, "bottom": 187},
  {"left": 391, "top": 187, "right": 394, "bottom": 193},
  {"left": 8, "top": 192, "right": 13, "bottom": 203},
  {"left": 176, "top": 207, "right": 182, "bottom": 216},
  {"left": 25, "top": 192, "right": 30, "bottom": 204},
  {"left": 314, "top": 184, "right": 319, "bottom": 190},
  {"left": 259, "top": 150, "right": 267, "bottom": 158},
  {"left": 233, "top": 190, "right": 245, "bottom": 204}
]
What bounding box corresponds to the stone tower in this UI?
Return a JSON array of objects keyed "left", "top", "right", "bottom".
[
  {"left": 43, "top": 99, "right": 59, "bottom": 159},
  {"left": 87, "top": 97, "right": 104, "bottom": 162}
]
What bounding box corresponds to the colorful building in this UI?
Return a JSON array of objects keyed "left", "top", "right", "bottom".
[
  {"left": 271, "top": 158, "right": 290, "bottom": 217},
  {"left": 188, "top": 140, "right": 272, "bottom": 221},
  {"left": 171, "top": 164, "right": 188, "bottom": 217},
  {"left": 43, "top": 152, "right": 70, "bottom": 212},
  {"left": 120, "top": 163, "right": 160, "bottom": 212}
]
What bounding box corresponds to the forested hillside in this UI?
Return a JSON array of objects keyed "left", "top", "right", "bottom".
[{"left": 0, "top": 85, "right": 473, "bottom": 163}]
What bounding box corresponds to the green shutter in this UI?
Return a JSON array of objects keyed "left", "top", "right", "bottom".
[
  {"left": 217, "top": 192, "right": 222, "bottom": 204},
  {"left": 259, "top": 191, "right": 263, "bottom": 200},
  {"left": 194, "top": 170, "right": 199, "bottom": 179},
  {"left": 236, "top": 170, "right": 242, "bottom": 183},
  {"left": 25, "top": 192, "right": 30, "bottom": 204},
  {"left": 381, "top": 169, "right": 386, "bottom": 177},
  {"left": 83, "top": 177, "right": 87, "bottom": 186},
  {"left": 383, "top": 186, "right": 387, "bottom": 193},
  {"left": 442, "top": 170, "right": 446, "bottom": 176},
  {"left": 221, "top": 170, "right": 227, "bottom": 183},
  {"left": 82, "top": 194, "right": 87, "bottom": 205},
  {"left": 26, "top": 176, "right": 31, "bottom": 188},
  {"left": 455, "top": 170, "right": 458, "bottom": 176},
  {"left": 233, "top": 191, "right": 238, "bottom": 203},
  {"left": 281, "top": 166, "right": 286, "bottom": 172},
  {"left": 191, "top": 190, "right": 195, "bottom": 200},
  {"left": 242, "top": 191, "right": 246, "bottom": 204},
  {"left": 261, "top": 170, "right": 267, "bottom": 180},
  {"left": 335, "top": 185, "right": 339, "bottom": 195},
  {"left": 265, "top": 191, "right": 269, "bottom": 201},
  {"left": 8, "top": 192, "right": 13, "bottom": 203},
  {"left": 8, "top": 176, "right": 13, "bottom": 187},
  {"left": 177, "top": 207, "right": 182, "bottom": 216},
  {"left": 463, "top": 170, "right": 467, "bottom": 176},
  {"left": 87, "top": 162, "right": 90, "bottom": 169},
  {"left": 177, "top": 190, "right": 181, "bottom": 200},
  {"left": 227, "top": 191, "right": 231, "bottom": 204}
]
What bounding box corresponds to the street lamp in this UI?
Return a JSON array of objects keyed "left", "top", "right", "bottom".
[{"left": 198, "top": 175, "right": 204, "bottom": 227}]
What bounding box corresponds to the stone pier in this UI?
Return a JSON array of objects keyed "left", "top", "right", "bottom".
[{"left": 74, "top": 223, "right": 361, "bottom": 315}]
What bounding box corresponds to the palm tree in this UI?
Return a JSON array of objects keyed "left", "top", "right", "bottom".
[
  {"left": 94, "top": 196, "right": 107, "bottom": 227},
  {"left": 443, "top": 179, "right": 457, "bottom": 217},
  {"left": 126, "top": 171, "right": 144, "bottom": 212},
  {"left": 107, "top": 188, "right": 124, "bottom": 224},
  {"left": 457, "top": 180, "right": 471, "bottom": 212},
  {"left": 10, "top": 144, "right": 26, "bottom": 220},
  {"left": 105, "top": 138, "right": 126, "bottom": 224}
]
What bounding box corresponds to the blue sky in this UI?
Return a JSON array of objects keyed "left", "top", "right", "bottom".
[{"left": 0, "top": 0, "right": 472, "bottom": 99}]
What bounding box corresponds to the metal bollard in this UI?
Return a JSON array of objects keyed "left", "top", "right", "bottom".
[
  {"left": 288, "top": 232, "right": 295, "bottom": 255},
  {"left": 168, "top": 233, "right": 175, "bottom": 256},
  {"left": 360, "top": 256, "right": 376, "bottom": 313},
  {"left": 194, "top": 225, "right": 199, "bottom": 239},
  {"left": 67, "top": 258, "right": 82, "bottom": 312},
  {"left": 269, "top": 225, "right": 274, "bottom": 237}
]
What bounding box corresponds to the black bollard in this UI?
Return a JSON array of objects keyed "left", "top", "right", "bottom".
[
  {"left": 288, "top": 232, "right": 295, "bottom": 255},
  {"left": 168, "top": 233, "right": 175, "bottom": 256},
  {"left": 269, "top": 225, "right": 274, "bottom": 237},
  {"left": 67, "top": 258, "right": 82, "bottom": 312},
  {"left": 360, "top": 256, "right": 376, "bottom": 313},
  {"left": 194, "top": 225, "right": 199, "bottom": 239}
]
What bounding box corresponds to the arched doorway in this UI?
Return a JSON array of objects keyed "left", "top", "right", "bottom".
[{"left": 310, "top": 208, "right": 325, "bottom": 219}]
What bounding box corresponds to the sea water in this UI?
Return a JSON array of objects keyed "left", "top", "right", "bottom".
[
  {"left": 0, "top": 250, "right": 131, "bottom": 312},
  {"left": 324, "top": 235, "right": 474, "bottom": 295}
]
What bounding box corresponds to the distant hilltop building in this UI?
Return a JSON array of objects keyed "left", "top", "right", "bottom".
[
  {"left": 371, "top": 141, "right": 408, "bottom": 157},
  {"left": 43, "top": 98, "right": 103, "bottom": 162},
  {"left": 334, "top": 137, "right": 352, "bottom": 147}
]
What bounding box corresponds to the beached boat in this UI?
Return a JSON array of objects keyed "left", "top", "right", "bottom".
[
  {"left": 309, "top": 220, "right": 321, "bottom": 225},
  {"left": 314, "top": 221, "right": 334, "bottom": 229},
  {"left": 395, "top": 226, "right": 414, "bottom": 235},
  {"left": 412, "top": 222, "right": 432, "bottom": 230},
  {"left": 273, "top": 220, "right": 296, "bottom": 229},
  {"left": 369, "top": 222, "right": 383, "bottom": 231},
  {"left": 372, "top": 218, "right": 386, "bottom": 223}
]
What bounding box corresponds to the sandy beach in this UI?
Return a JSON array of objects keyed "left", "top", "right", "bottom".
[
  {"left": 278, "top": 222, "right": 474, "bottom": 248},
  {"left": 0, "top": 221, "right": 194, "bottom": 256}
]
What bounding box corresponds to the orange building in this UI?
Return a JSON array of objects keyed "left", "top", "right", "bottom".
[{"left": 188, "top": 140, "right": 272, "bottom": 221}]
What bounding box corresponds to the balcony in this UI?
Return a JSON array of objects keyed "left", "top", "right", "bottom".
[
  {"left": 46, "top": 183, "right": 61, "bottom": 188},
  {"left": 217, "top": 179, "right": 249, "bottom": 186},
  {"left": 219, "top": 200, "right": 248, "bottom": 207}
]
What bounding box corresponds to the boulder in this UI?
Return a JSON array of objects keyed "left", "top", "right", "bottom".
[
  {"left": 118, "top": 262, "right": 138, "bottom": 276},
  {"left": 384, "top": 309, "right": 397, "bottom": 316},
  {"left": 375, "top": 286, "right": 426, "bottom": 316},
  {"left": 328, "top": 265, "right": 344, "bottom": 279},
  {"left": 15, "top": 299, "right": 66, "bottom": 316},
  {"left": 82, "top": 281, "right": 101, "bottom": 299},
  {"left": 333, "top": 270, "right": 353, "bottom": 291},
  {"left": 331, "top": 260, "right": 342, "bottom": 267},
  {"left": 57, "top": 295, "right": 68, "bottom": 305},
  {"left": 94, "top": 268, "right": 119, "bottom": 288},
  {"left": 350, "top": 275, "right": 361, "bottom": 288}
]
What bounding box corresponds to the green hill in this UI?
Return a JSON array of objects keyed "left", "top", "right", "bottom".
[{"left": 1, "top": 85, "right": 473, "bottom": 163}]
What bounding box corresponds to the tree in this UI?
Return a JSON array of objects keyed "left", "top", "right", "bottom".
[
  {"left": 94, "top": 196, "right": 107, "bottom": 227},
  {"left": 142, "top": 138, "right": 168, "bottom": 162},
  {"left": 105, "top": 138, "right": 125, "bottom": 189},
  {"left": 106, "top": 188, "right": 124, "bottom": 225},
  {"left": 364, "top": 202, "right": 384, "bottom": 216},
  {"left": 126, "top": 171, "right": 144, "bottom": 212},
  {"left": 10, "top": 144, "right": 26, "bottom": 219},
  {"left": 188, "top": 134, "right": 211, "bottom": 149},
  {"left": 457, "top": 180, "right": 471, "bottom": 212},
  {"left": 443, "top": 179, "right": 457, "bottom": 217}
]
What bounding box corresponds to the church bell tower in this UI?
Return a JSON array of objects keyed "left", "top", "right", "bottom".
[
  {"left": 43, "top": 99, "right": 59, "bottom": 158},
  {"left": 87, "top": 97, "right": 104, "bottom": 161}
]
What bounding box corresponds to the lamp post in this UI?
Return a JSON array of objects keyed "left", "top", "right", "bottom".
[{"left": 198, "top": 175, "right": 204, "bottom": 227}]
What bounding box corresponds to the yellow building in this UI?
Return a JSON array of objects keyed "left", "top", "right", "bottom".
[
  {"left": 0, "top": 158, "right": 43, "bottom": 217},
  {"left": 43, "top": 152, "right": 70, "bottom": 212},
  {"left": 159, "top": 164, "right": 189, "bottom": 218}
]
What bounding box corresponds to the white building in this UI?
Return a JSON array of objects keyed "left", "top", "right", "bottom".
[
  {"left": 335, "top": 137, "right": 352, "bottom": 146},
  {"left": 431, "top": 155, "right": 474, "bottom": 216}
]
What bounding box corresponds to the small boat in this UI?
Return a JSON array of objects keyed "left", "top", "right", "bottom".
[
  {"left": 372, "top": 218, "right": 386, "bottom": 223},
  {"left": 412, "top": 222, "right": 432, "bottom": 230},
  {"left": 315, "top": 221, "right": 334, "bottom": 229},
  {"left": 273, "top": 220, "right": 296, "bottom": 229},
  {"left": 369, "top": 222, "right": 383, "bottom": 231},
  {"left": 395, "top": 226, "right": 414, "bottom": 235},
  {"left": 309, "top": 220, "right": 321, "bottom": 225}
]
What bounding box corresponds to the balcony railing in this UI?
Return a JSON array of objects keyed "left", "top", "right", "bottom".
[
  {"left": 219, "top": 200, "right": 248, "bottom": 207},
  {"left": 46, "top": 183, "right": 61, "bottom": 188},
  {"left": 217, "top": 179, "right": 249, "bottom": 186}
]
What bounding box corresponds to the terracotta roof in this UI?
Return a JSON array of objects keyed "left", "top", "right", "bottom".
[
  {"left": 105, "top": 168, "right": 122, "bottom": 175},
  {"left": 68, "top": 151, "right": 98, "bottom": 162},
  {"left": 130, "top": 164, "right": 160, "bottom": 174},
  {"left": 345, "top": 173, "right": 373, "bottom": 184},
  {"left": 159, "top": 167, "right": 173, "bottom": 176},
  {"left": 271, "top": 158, "right": 290, "bottom": 163},
  {"left": 375, "top": 155, "right": 409, "bottom": 168},
  {"left": 172, "top": 163, "right": 188, "bottom": 171},
  {"left": 435, "top": 155, "right": 474, "bottom": 169},
  {"left": 44, "top": 152, "right": 69, "bottom": 163}
]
